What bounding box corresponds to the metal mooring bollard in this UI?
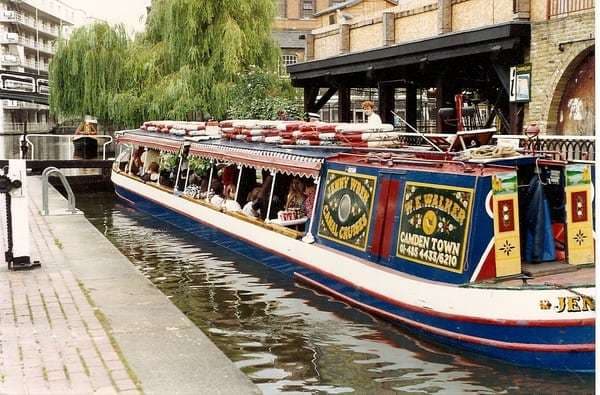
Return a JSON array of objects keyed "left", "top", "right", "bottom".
[{"left": 0, "top": 160, "right": 41, "bottom": 271}]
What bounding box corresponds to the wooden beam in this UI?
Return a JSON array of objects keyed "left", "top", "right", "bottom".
[{"left": 314, "top": 87, "right": 338, "bottom": 112}]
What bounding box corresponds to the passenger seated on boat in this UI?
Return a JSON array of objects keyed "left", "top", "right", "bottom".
[
  {"left": 303, "top": 183, "right": 316, "bottom": 218},
  {"left": 145, "top": 162, "right": 160, "bottom": 183},
  {"left": 223, "top": 184, "right": 242, "bottom": 212},
  {"left": 242, "top": 187, "right": 262, "bottom": 218},
  {"left": 130, "top": 149, "right": 144, "bottom": 177},
  {"left": 258, "top": 175, "right": 282, "bottom": 221},
  {"left": 285, "top": 178, "right": 305, "bottom": 213},
  {"left": 209, "top": 180, "right": 225, "bottom": 207}
]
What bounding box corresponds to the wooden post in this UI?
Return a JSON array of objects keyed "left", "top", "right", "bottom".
[
  {"left": 378, "top": 83, "right": 395, "bottom": 124},
  {"left": 339, "top": 87, "right": 352, "bottom": 122},
  {"left": 406, "top": 85, "right": 417, "bottom": 130}
]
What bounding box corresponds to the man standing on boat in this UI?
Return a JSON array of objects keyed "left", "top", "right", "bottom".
[{"left": 362, "top": 101, "right": 382, "bottom": 125}]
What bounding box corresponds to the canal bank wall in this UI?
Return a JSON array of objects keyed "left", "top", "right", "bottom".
[{"left": 14, "top": 176, "right": 260, "bottom": 394}]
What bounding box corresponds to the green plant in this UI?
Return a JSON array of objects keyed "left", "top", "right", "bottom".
[
  {"left": 188, "top": 156, "right": 211, "bottom": 177},
  {"left": 50, "top": 0, "right": 282, "bottom": 127},
  {"left": 160, "top": 152, "right": 179, "bottom": 172},
  {"left": 227, "top": 67, "right": 304, "bottom": 120}
]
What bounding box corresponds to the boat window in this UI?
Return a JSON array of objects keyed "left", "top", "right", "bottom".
[
  {"left": 157, "top": 151, "right": 178, "bottom": 188},
  {"left": 113, "top": 144, "right": 132, "bottom": 172}
]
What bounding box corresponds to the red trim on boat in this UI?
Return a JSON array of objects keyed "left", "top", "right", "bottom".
[
  {"left": 294, "top": 272, "right": 595, "bottom": 353},
  {"left": 380, "top": 179, "right": 400, "bottom": 259},
  {"left": 369, "top": 178, "right": 390, "bottom": 257},
  {"left": 114, "top": 176, "right": 596, "bottom": 329}
]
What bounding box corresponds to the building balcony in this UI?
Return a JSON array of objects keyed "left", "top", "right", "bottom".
[
  {"left": 0, "top": 11, "right": 61, "bottom": 38},
  {"left": 0, "top": 33, "right": 55, "bottom": 54},
  {"left": 547, "top": 0, "right": 594, "bottom": 18},
  {"left": 1, "top": 100, "right": 48, "bottom": 111}
]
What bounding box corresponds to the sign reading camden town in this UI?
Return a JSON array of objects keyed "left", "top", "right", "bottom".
[
  {"left": 397, "top": 182, "right": 473, "bottom": 273},
  {"left": 318, "top": 170, "right": 376, "bottom": 251}
]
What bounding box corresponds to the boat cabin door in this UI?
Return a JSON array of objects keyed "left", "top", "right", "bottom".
[{"left": 367, "top": 171, "right": 405, "bottom": 264}]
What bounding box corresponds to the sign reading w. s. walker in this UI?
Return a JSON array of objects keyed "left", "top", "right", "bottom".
[
  {"left": 396, "top": 182, "right": 473, "bottom": 273},
  {"left": 318, "top": 170, "right": 377, "bottom": 251}
]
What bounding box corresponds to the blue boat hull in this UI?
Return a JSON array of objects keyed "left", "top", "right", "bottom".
[{"left": 114, "top": 184, "right": 595, "bottom": 373}]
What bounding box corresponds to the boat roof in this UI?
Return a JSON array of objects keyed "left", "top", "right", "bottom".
[
  {"left": 328, "top": 152, "right": 521, "bottom": 176},
  {"left": 117, "top": 129, "right": 341, "bottom": 178}
]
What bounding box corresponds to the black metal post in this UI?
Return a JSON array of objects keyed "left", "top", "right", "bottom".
[{"left": 20, "top": 121, "right": 28, "bottom": 159}]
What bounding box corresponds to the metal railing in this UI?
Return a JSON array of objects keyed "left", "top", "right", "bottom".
[
  {"left": 41, "top": 167, "right": 78, "bottom": 215},
  {"left": 3, "top": 122, "right": 51, "bottom": 132},
  {"left": 494, "top": 134, "right": 595, "bottom": 161},
  {"left": 548, "top": 0, "right": 594, "bottom": 18},
  {"left": 25, "top": 134, "right": 114, "bottom": 160}
]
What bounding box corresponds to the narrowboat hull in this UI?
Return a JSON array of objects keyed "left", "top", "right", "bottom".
[{"left": 112, "top": 171, "right": 595, "bottom": 372}]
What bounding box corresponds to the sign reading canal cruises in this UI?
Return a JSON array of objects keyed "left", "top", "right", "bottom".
[
  {"left": 318, "top": 170, "right": 377, "bottom": 251},
  {"left": 396, "top": 182, "right": 473, "bottom": 273}
]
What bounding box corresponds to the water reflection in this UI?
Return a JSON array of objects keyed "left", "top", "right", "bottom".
[{"left": 77, "top": 192, "right": 594, "bottom": 394}]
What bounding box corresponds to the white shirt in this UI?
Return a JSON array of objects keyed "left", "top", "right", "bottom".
[
  {"left": 224, "top": 199, "right": 241, "bottom": 212},
  {"left": 367, "top": 112, "right": 382, "bottom": 125},
  {"left": 242, "top": 201, "right": 259, "bottom": 217},
  {"left": 210, "top": 195, "right": 225, "bottom": 207}
]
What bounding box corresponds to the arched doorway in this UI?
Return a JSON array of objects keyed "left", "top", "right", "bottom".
[{"left": 556, "top": 53, "right": 594, "bottom": 135}]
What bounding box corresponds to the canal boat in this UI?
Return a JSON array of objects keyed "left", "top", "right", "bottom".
[
  {"left": 73, "top": 117, "right": 99, "bottom": 158},
  {"left": 111, "top": 122, "right": 595, "bottom": 372}
]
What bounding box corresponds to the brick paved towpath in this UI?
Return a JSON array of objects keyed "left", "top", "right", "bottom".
[{"left": 0, "top": 177, "right": 259, "bottom": 395}]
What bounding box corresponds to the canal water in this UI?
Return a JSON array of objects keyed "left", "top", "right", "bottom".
[{"left": 75, "top": 191, "right": 594, "bottom": 394}]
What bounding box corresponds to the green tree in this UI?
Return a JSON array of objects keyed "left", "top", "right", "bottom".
[
  {"left": 50, "top": 0, "right": 281, "bottom": 127},
  {"left": 227, "top": 66, "right": 304, "bottom": 120},
  {"left": 49, "top": 22, "right": 130, "bottom": 125}
]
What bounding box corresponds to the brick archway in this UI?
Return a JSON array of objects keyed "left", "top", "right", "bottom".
[{"left": 544, "top": 44, "right": 594, "bottom": 135}]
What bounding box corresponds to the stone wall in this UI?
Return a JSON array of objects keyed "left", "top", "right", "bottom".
[{"left": 527, "top": 9, "right": 594, "bottom": 134}]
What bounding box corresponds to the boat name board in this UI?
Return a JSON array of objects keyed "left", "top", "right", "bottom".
[
  {"left": 539, "top": 296, "right": 595, "bottom": 313},
  {"left": 397, "top": 182, "right": 473, "bottom": 273},
  {"left": 318, "top": 170, "right": 377, "bottom": 251}
]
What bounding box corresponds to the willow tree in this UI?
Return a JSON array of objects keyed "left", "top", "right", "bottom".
[
  {"left": 50, "top": 0, "right": 281, "bottom": 127},
  {"left": 49, "top": 23, "right": 130, "bottom": 125},
  {"left": 139, "top": 0, "right": 280, "bottom": 119}
]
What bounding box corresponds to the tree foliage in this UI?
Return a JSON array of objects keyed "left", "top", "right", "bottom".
[
  {"left": 50, "top": 0, "right": 291, "bottom": 128},
  {"left": 227, "top": 67, "right": 303, "bottom": 120}
]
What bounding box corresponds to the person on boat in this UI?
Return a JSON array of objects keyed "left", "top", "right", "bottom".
[
  {"left": 258, "top": 175, "right": 282, "bottom": 221},
  {"left": 362, "top": 101, "right": 382, "bottom": 125},
  {"left": 303, "top": 182, "right": 317, "bottom": 218},
  {"left": 285, "top": 178, "right": 305, "bottom": 214},
  {"left": 147, "top": 162, "right": 160, "bottom": 183},
  {"left": 209, "top": 180, "right": 225, "bottom": 207},
  {"left": 243, "top": 187, "right": 262, "bottom": 218},
  {"left": 223, "top": 184, "right": 242, "bottom": 212}
]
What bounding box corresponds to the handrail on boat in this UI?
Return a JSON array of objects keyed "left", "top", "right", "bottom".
[
  {"left": 25, "top": 134, "right": 114, "bottom": 160},
  {"left": 41, "top": 167, "right": 79, "bottom": 216}
]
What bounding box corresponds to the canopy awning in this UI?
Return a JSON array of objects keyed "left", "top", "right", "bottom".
[
  {"left": 189, "top": 143, "right": 324, "bottom": 178},
  {"left": 117, "top": 132, "right": 182, "bottom": 153}
]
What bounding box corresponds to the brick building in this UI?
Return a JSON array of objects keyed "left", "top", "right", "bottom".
[{"left": 287, "top": 0, "right": 595, "bottom": 135}]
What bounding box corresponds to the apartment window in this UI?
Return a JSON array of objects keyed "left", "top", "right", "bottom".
[
  {"left": 302, "top": 0, "right": 314, "bottom": 18},
  {"left": 276, "top": 0, "right": 286, "bottom": 18}
]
